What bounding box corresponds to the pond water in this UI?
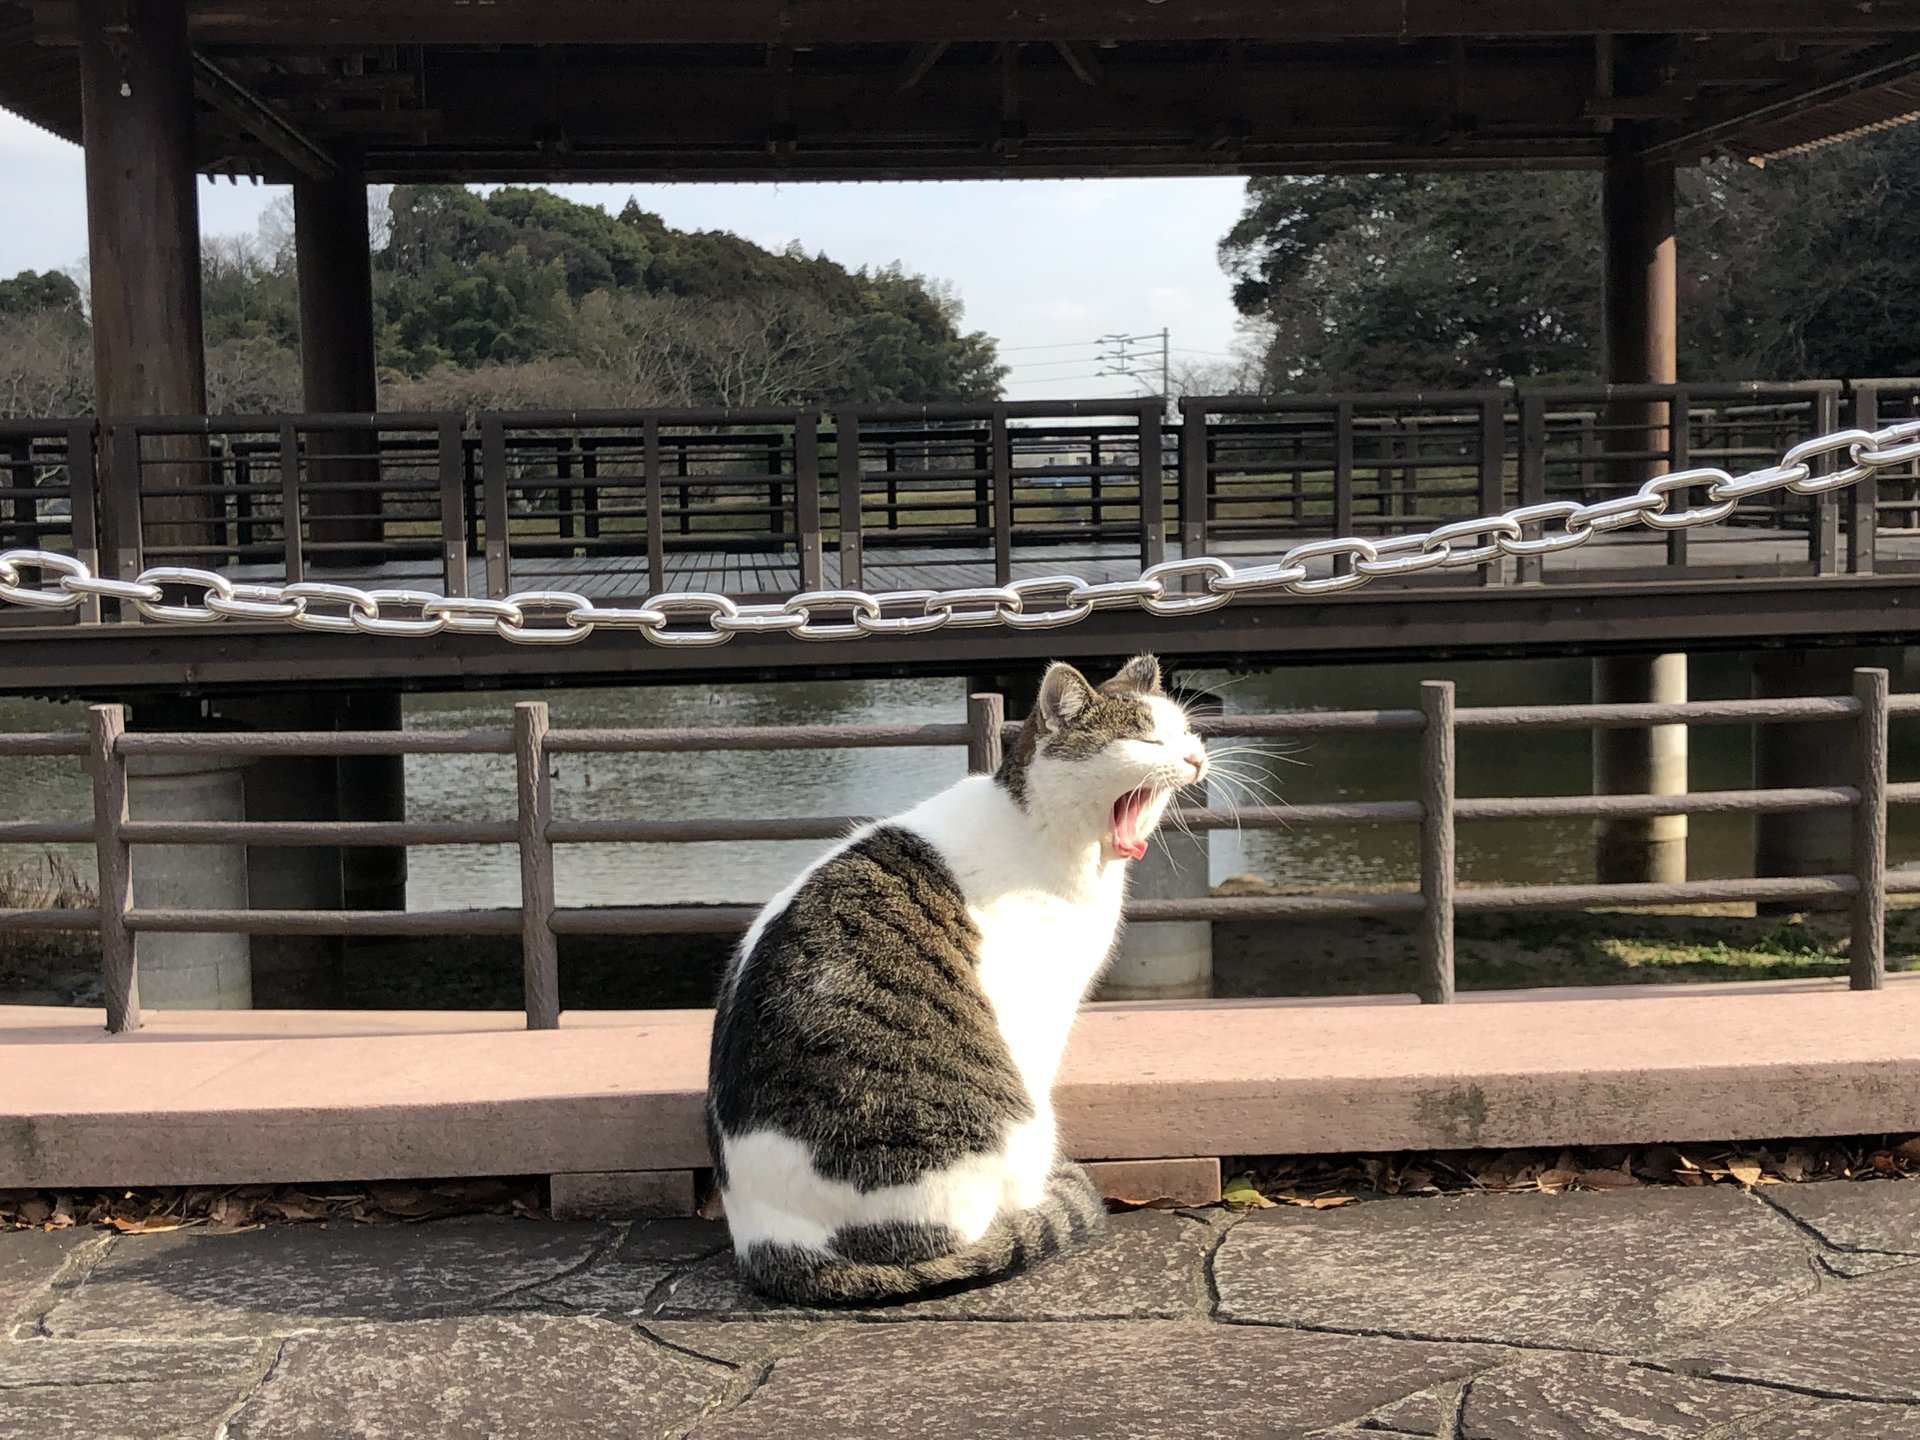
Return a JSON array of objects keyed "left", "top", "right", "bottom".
[{"left": 4, "top": 650, "right": 1919, "bottom": 908}]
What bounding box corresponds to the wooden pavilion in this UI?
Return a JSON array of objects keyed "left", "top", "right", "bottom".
[
  {"left": 1, "top": 3, "right": 1918, "bottom": 914},
  {"left": 0, "top": 2, "right": 1916, "bottom": 433}
]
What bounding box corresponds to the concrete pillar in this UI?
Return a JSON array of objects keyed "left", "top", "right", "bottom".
[
  {"left": 77, "top": 0, "right": 215, "bottom": 556},
  {"left": 1753, "top": 648, "right": 1901, "bottom": 904},
  {"left": 211, "top": 690, "right": 409, "bottom": 1004},
  {"left": 294, "top": 161, "right": 384, "bottom": 563},
  {"left": 1593, "top": 125, "right": 1686, "bottom": 883},
  {"left": 127, "top": 754, "right": 252, "bottom": 1008},
  {"left": 1592, "top": 654, "right": 1688, "bottom": 884},
  {"left": 1099, "top": 776, "right": 1213, "bottom": 1001},
  {"left": 217, "top": 694, "right": 345, "bottom": 1006}
]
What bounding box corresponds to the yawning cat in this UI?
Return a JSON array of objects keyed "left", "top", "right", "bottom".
[{"left": 706, "top": 653, "right": 1207, "bottom": 1304}]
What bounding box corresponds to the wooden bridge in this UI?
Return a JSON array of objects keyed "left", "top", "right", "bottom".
[{"left": 5, "top": 380, "right": 1920, "bottom": 695}]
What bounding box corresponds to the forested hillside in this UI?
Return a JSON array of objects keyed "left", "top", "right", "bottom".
[{"left": 0, "top": 184, "right": 1005, "bottom": 417}]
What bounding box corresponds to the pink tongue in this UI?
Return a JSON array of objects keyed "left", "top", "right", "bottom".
[{"left": 1111, "top": 788, "right": 1152, "bottom": 860}]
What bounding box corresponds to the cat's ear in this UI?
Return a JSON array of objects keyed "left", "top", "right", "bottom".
[
  {"left": 1036, "top": 662, "right": 1097, "bottom": 732},
  {"left": 1103, "top": 653, "right": 1162, "bottom": 695}
]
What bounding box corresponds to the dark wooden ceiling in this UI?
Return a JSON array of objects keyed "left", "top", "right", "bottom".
[{"left": 7, "top": 2, "right": 1920, "bottom": 182}]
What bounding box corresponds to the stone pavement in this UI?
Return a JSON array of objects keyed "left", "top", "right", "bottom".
[{"left": 4, "top": 1181, "right": 1920, "bottom": 1438}]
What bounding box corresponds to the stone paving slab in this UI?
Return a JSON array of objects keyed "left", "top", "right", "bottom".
[
  {"left": 0, "top": 1227, "right": 95, "bottom": 1333},
  {"left": 654, "top": 1209, "right": 1219, "bottom": 1321},
  {"left": 526, "top": 1217, "right": 729, "bottom": 1318},
  {"left": 692, "top": 1322, "right": 1501, "bottom": 1440},
  {"left": 224, "top": 1314, "right": 731, "bottom": 1440},
  {"left": 1666, "top": 1261, "right": 1920, "bottom": 1403},
  {"left": 0, "top": 1338, "right": 267, "bottom": 1439},
  {"left": 1214, "top": 1188, "right": 1818, "bottom": 1351},
  {"left": 41, "top": 1218, "right": 614, "bottom": 1339},
  {"left": 1761, "top": 1181, "right": 1920, "bottom": 1276},
  {"left": 4, "top": 1183, "right": 1920, "bottom": 1436}
]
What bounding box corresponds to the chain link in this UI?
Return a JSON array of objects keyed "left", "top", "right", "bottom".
[{"left": 4, "top": 421, "right": 1917, "bottom": 647}]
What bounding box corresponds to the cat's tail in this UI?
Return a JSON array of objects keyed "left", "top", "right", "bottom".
[{"left": 736, "top": 1160, "right": 1107, "bottom": 1307}]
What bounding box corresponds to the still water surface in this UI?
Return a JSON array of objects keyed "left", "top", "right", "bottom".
[{"left": 4, "top": 652, "right": 1919, "bottom": 908}]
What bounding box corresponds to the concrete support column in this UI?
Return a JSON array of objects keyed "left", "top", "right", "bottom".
[
  {"left": 1753, "top": 648, "right": 1901, "bottom": 904},
  {"left": 127, "top": 753, "right": 252, "bottom": 1008},
  {"left": 294, "top": 162, "right": 384, "bottom": 563},
  {"left": 212, "top": 690, "right": 408, "bottom": 1005},
  {"left": 1592, "top": 654, "right": 1688, "bottom": 884},
  {"left": 1594, "top": 125, "right": 1686, "bottom": 883},
  {"left": 78, "top": 0, "right": 214, "bottom": 556}
]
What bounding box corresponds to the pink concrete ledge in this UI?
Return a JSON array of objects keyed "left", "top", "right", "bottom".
[{"left": 3, "top": 979, "right": 1920, "bottom": 1189}]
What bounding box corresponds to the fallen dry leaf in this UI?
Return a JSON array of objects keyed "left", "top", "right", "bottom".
[
  {"left": 105, "top": 1215, "right": 188, "bottom": 1234},
  {"left": 1724, "top": 1159, "right": 1765, "bottom": 1188},
  {"left": 1576, "top": 1167, "right": 1641, "bottom": 1190}
]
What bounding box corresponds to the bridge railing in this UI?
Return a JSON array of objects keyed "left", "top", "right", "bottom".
[
  {"left": 0, "top": 418, "right": 99, "bottom": 622},
  {"left": 831, "top": 400, "right": 1166, "bottom": 588},
  {"left": 1852, "top": 379, "right": 1920, "bottom": 571},
  {"left": 15, "top": 379, "right": 1916, "bottom": 620},
  {"left": 0, "top": 670, "right": 1908, "bottom": 1032}
]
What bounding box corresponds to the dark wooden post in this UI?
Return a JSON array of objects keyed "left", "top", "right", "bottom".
[
  {"left": 1177, "top": 399, "right": 1208, "bottom": 559},
  {"left": 990, "top": 406, "right": 1013, "bottom": 584},
  {"left": 514, "top": 701, "right": 560, "bottom": 1029},
  {"left": 1595, "top": 121, "right": 1686, "bottom": 886},
  {"left": 88, "top": 703, "right": 138, "bottom": 1033},
  {"left": 294, "top": 163, "right": 382, "bottom": 568},
  {"left": 837, "top": 411, "right": 863, "bottom": 589},
  {"left": 79, "top": 0, "right": 215, "bottom": 559},
  {"left": 967, "top": 692, "right": 1006, "bottom": 775},
  {"left": 794, "top": 413, "right": 823, "bottom": 590},
  {"left": 1515, "top": 393, "right": 1546, "bottom": 585},
  {"left": 1851, "top": 667, "right": 1890, "bottom": 991},
  {"left": 1417, "top": 680, "right": 1455, "bottom": 1005},
  {"left": 1851, "top": 385, "right": 1880, "bottom": 575},
  {"left": 643, "top": 417, "right": 666, "bottom": 593},
  {"left": 1138, "top": 404, "right": 1165, "bottom": 569},
  {"left": 1477, "top": 397, "right": 1506, "bottom": 586}
]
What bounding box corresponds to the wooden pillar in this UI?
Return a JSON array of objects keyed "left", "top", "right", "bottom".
[
  {"left": 1594, "top": 128, "right": 1686, "bottom": 885},
  {"left": 1601, "top": 127, "right": 1677, "bottom": 407},
  {"left": 78, "top": 0, "right": 215, "bottom": 557},
  {"left": 294, "top": 163, "right": 383, "bottom": 563}
]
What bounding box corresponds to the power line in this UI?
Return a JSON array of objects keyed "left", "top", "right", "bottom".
[{"left": 997, "top": 338, "right": 1108, "bottom": 353}]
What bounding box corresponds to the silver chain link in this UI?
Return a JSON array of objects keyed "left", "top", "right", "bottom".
[{"left": 3, "top": 421, "right": 1916, "bottom": 647}]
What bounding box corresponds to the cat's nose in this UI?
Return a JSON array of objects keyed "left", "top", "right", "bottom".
[{"left": 1183, "top": 743, "right": 1208, "bottom": 782}]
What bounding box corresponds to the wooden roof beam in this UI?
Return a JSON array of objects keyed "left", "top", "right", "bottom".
[
  {"left": 1643, "top": 40, "right": 1920, "bottom": 159},
  {"left": 190, "top": 52, "right": 336, "bottom": 179},
  {"left": 32, "top": 1, "right": 1920, "bottom": 47}
]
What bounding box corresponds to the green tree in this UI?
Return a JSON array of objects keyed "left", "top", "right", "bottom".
[
  {"left": 0, "top": 270, "right": 82, "bottom": 318},
  {"left": 1220, "top": 126, "right": 1920, "bottom": 389}
]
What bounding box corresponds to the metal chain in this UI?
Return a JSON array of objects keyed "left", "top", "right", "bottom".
[{"left": 3, "top": 421, "right": 1918, "bottom": 647}]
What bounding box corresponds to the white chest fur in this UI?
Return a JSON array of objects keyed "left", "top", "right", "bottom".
[{"left": 901, "top": 777, "right": 1125, "bottom": 1105}]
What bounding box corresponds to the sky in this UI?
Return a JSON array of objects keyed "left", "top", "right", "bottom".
[{"left": 0, "top": 109, "right": 1257, "bottom": 400}]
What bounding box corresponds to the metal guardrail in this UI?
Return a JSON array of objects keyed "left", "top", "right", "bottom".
[{"left": 0, "top": 673, "right": 1907, "bottom": 1033}]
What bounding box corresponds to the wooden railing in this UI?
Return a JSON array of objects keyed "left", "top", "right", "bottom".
[
  {"left": 0, "top": 670, "right": 1907, "bottom": 1032},
  {"left": 4, "top": 380, "right": 1916, "bottom": 625}
]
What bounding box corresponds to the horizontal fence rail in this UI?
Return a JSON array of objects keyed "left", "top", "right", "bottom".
[
  {"left": 1, "top": 380, "right": 1916, "bottom": 636},
  {"left": 0, "top": 670, "right": 1910, "bottom": 1031}
]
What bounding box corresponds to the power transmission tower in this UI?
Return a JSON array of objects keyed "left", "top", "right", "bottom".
[{"left": 1096, "top": 329, "right": 1170, "bottom": 397}]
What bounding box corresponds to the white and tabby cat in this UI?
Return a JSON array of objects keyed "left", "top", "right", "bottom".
[{"left": 706, "top": 654, "right": 1208, "bottom": 1304}]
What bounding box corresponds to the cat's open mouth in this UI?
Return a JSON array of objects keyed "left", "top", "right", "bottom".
[{"left": 1110, "top": 784, "right": 1158, "bottom": 861}]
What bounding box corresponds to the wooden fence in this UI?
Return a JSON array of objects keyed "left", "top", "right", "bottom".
[{"left": 0, "top": 669, "right": 1909, "bottom": 1032}]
